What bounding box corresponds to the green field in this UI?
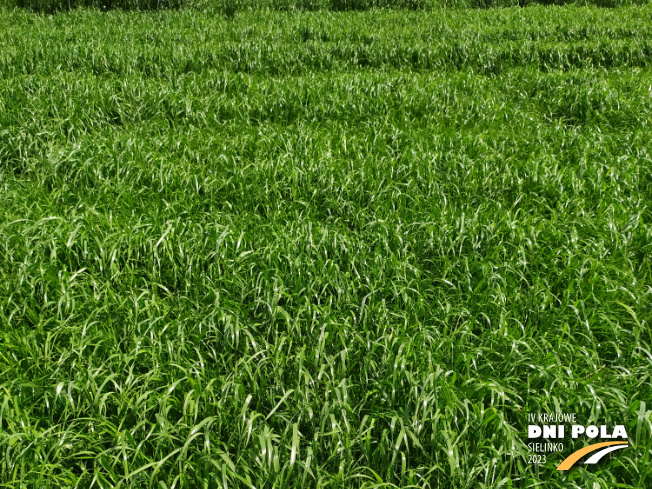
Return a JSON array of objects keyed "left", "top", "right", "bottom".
[{"left": 1, "top": 4, "right": 652, "bottom": 488}]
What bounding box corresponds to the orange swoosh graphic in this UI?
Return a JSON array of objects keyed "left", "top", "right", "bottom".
[{"left": 556, "top": 441, "right": 628, "bottom": 470}]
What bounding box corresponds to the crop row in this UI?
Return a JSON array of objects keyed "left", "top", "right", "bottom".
[
  {"left": 2, "top": 7, "right": 652, "bottom": 77},
  {"left": 4, "top": 0, "right": 650, "bottom": 14},
  {"left": 2, "top": 68, "right": 651, "bottom": 168}
]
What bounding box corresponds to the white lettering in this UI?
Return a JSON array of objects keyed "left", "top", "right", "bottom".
[
  {"left": 572, "top": 425, "right": 584, "bottom": 438},
  {"left": 528, "top": 425, "right": 542, "bottom": 438},
  {"left": 543, "top": 425, "right": 558, "bottom": 438},
  {"left": 612, "top": 425, "right": 628, "bottom": 439},
  {"left": 586, "top": 425, "right": 599, "bottom": 438}
]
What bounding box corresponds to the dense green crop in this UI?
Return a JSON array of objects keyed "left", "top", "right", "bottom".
[
  {"left": 1, "top": 5, "right": 651, "bottom": 489},
  {"left": 7, "top": 0, "right": 182, "bottom": 12},
  {"left": 3, "top": 0, "right": 651, "bottom": 14}
]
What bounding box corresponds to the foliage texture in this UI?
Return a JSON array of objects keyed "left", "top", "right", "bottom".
[{"left": 1, "top": 6, "right": 652, "bottom": 489}]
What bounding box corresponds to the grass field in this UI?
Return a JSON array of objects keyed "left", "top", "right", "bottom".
[{"left": 1, "top": 4, "right": 652, "bottom": 488}]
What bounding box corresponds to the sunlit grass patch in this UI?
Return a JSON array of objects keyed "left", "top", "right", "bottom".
[{"left": 0, "top": 5, "right": 651, "bottom": 488}]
